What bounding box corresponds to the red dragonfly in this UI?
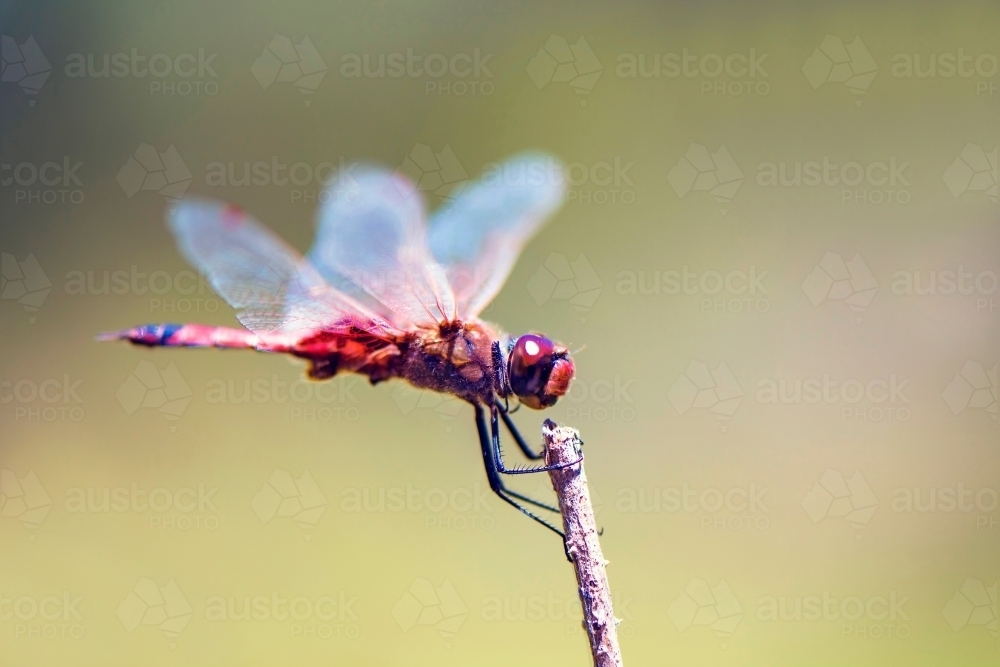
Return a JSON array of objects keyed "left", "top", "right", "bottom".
[{"left": 102, "top": 153, "right": 578, "bottom": 536}]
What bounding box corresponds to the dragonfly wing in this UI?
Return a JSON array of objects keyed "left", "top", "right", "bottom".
[
  {"left": 427, "top": 152, "right": 565, "bottom": 319},
  {"left": 308, "top": 166, "right": 456, "bottom": 327},
  {"left": 168, "top": 198, "right": 398, "bottom": 337}
]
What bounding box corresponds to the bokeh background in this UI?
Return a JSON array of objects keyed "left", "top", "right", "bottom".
[{"left": 1, "top": 1, "right": 998, "bottom": 665}]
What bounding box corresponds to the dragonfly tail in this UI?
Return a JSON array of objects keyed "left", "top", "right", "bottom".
[{"left": 96, "top": 323, "right": 268, "bottom": 350}]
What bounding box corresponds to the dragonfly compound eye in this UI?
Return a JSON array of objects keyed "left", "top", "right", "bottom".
[{"left": 508, "top": 334, "right": 574, "bottom": 409}]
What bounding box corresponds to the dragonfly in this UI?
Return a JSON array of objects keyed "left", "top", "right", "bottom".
[{"left": 101, "top": 152, "right": 580, "bottom": 537}]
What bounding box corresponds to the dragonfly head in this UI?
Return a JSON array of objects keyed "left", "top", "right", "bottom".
[{"left": 507, "top": 333, "right": 575, "bottom": 410}]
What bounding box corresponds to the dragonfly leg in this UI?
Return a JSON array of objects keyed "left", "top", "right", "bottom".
[
  {"left": 490, "top": 404, "right": 583, "bottom": 476},
  {"left": 474, "top": 404, "right": 564, "bottom": 535},
  {"left": 493, "top": 398, "right": 543, "bottom": 460}
]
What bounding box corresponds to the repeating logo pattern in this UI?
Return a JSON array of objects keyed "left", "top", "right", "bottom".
[
  {"left": 392, "top": 578, "right": 468, "bottom": 648},
  {"left": 667, "top": 578, "right": 744, "bottom": 648},
  {"left": 526, "top": 35, "right": 602, "bottom": 104},
  {"left": 251, "top": 35, "right": 327, "bottom": 105},
  {"left": 116, "top": 361, "right": 193, "bottom": 429},
  {"left": 802, "top": 469, "right": 879, "bottom": 540},
  {"left": 802, "top": 252, "right": 879, "bottom": 323},
  {"left": 943, "top": 578, "right": 997, "bottom": 637},
  {"left": 1, "top": 252, "right": 51, "bottom": 323},
  {"left": 667, "top": 361, "right": 744, "bottom": 430},
  {"left": 391, "top": 384, "right": 464, "bottom": 429},
  {"left": 667, "top": 144, "right": 743, "bottom": 214},
  {"left": 2, "top": 9, "right": 999, "bottom": 665},
  {"left": 396, "top": 144, "right": 468, "bottom": 201},
  {"left": 802, "top": 35, "right": 878, "bottom": 105},
  {"left": 250, "top": 469, "right": 328, "bottom": 538},
  {"left": 526, "top": 252, "right": 603, "bottom": 323},
  {"left": 942, "top": 361, "right": 997, "bottom": 420},
  {"left": 116, "top": 144, "right": 192, "bottom": 201},
  {"left": 943, "top": 144, "right": 998, "bottom": 203},
  {"left": 117, "top": 578, "right": 192, "bottom": 648},
  {"left": 1, "top": 35, "right": 52, "bottom": 103},
  {"left": 1, "top": 469, "right": 51, "bottom": 538}
]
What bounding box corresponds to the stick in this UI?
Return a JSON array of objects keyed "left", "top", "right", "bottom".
[{"left": 542, "top": 419, "right": 623, "bottom": 667}]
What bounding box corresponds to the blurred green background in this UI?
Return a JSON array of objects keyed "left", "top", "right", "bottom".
[{"left": 1, "top": 1, "right": 998, "bottom": 665}]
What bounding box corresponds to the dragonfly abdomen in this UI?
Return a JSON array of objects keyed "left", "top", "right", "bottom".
[{"left": 98, "top": 323, "right": 286, "bottom": 351}]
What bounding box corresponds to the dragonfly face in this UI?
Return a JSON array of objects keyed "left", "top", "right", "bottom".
[
  {"left": 507, "top": 333, "right": 574, "bottom": 409},
  {"left": 102, "top": 152, "right": 581, "bottom": 539}
]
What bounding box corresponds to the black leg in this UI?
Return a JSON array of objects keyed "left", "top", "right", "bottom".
[
  {"left": 494, "top": 398, "right": 543, "bottom": 460},
  {"left": 474, "top": 404, "right": 565, "bottom": 536},
  {"left": 487, "top": 408, "right": 559, "bottom": 512},
  {"left": 490, "top": 404, "right": 583, "bottom": 476}
]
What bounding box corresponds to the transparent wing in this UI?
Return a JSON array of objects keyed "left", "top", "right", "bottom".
[
  {"left": 427, "top": 152, "right": 565, "bottom": 319},
  {"left": 308, "top": 166, "right": 456, "bottom": 328},
  {"left": 168, "top": 198, "right": 399, "bottom": 337}
]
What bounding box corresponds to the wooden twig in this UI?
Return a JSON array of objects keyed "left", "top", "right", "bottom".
[{"left": 542, "top": 419, "right": 623, "bottom": 667}]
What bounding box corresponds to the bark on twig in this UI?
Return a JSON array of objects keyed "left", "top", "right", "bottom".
[{"left": 542, "top": 419, "right": 623, "bottom": 667}]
